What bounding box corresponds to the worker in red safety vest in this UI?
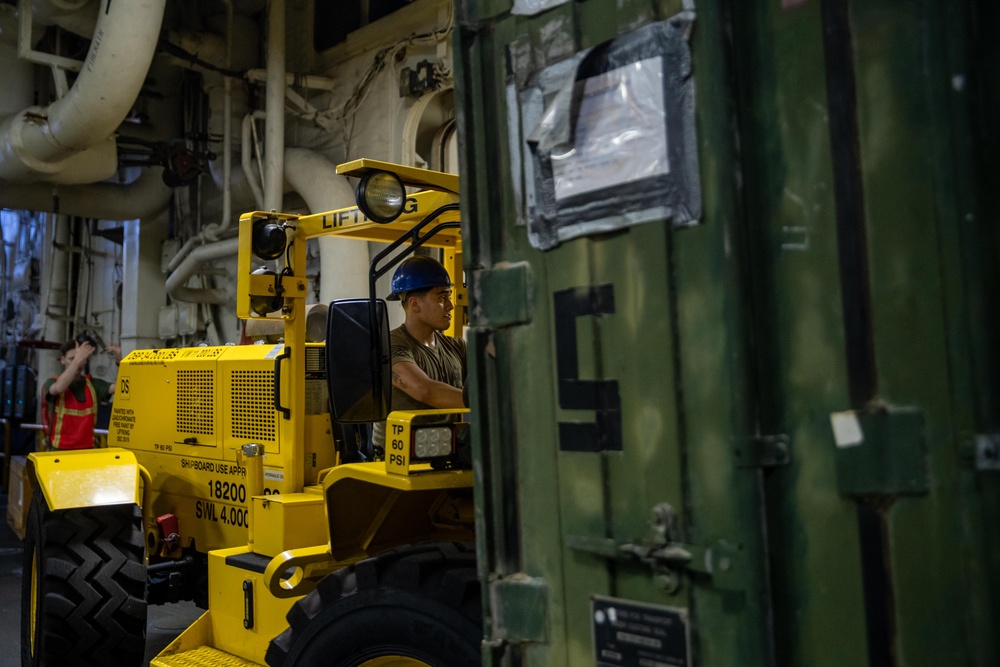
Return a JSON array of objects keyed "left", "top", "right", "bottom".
[{"left": 42, "top": 338, "right": 120, "bottom": 450}]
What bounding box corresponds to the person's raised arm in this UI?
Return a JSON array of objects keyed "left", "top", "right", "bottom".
[
  {"left": 391, "top": 360, "right": 465, "bottom": 408},
  {"left": 48, "top": 342, "right": 95, "bottom": 396}
]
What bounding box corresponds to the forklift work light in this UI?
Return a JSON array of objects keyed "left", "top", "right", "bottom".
[
  {"left": 252, "top": 217, "right": 288, "bottom": 260},
  {"left": 249, "top": 267, "right": 284, "bottom": 316},
  {"left": 356, "top": 170, "right": 406, "bottom": 223},
  {"left": 412, "top": 426, "right": 455, "bottom": 460}
]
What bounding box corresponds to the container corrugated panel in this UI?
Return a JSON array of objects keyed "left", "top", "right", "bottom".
[{"left": 456, "top": 1, "right": 1000, "bottom": 665}]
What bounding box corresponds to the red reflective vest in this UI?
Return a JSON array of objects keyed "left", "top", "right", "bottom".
[{"left": 43, "top": 375, "right": 99, "bottom": 450}]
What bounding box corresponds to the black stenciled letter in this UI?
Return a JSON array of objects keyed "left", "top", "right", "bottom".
[{"left": 554, "top": 284, "right": 622, "bottom": 452}]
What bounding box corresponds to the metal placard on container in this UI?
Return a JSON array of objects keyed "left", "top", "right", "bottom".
[{"left": 591, "top": 595, "right": 689, "bottom": 667}]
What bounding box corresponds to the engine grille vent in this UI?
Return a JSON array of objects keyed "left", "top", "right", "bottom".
[
  {"left": 231, "top": 370, "right": 276, "bottom": 441},
  {"left": 177, "top": 370, "right": 214, "bottom": 435}
]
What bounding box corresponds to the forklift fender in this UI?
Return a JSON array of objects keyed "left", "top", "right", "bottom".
[
  {"left": 323, "top": 463, "right": 474, "bottom": 562},
  {"left": 28, "top": 448, "right": 143, "bottom": 511}
]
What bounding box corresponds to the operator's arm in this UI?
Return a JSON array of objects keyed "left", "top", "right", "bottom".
[
  {"left": 391, "top": 361, "right": 465, "bottom": 408},
  {"left": 48, "top": 342, "right": 95, "bottom": 396}
]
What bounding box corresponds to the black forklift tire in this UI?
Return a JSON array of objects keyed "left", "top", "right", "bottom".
[
  {"left": 266, "top": 542, "right": 481, "bottom": 667},
  {"left": 21, "top": 489, "right": 147, "bottom": 667}
]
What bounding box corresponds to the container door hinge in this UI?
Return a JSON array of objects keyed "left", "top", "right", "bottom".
[
  {"left": 488, "top": 572, "right": 549, "bottom": 645},
  {"left": 564, "top": 503, "right": 742, "bottom": 593},
  {"left": 734, "top": 434, "right": 790, "bottom": 468},
  {"left": 472, "top": 261, "right": 533, "bottom": 328}
]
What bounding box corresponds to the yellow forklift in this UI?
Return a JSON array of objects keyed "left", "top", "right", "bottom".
[{"left": 21, "top": 160, "right": 480, "bottom": 666}]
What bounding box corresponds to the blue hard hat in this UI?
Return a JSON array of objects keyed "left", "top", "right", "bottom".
[{"left": 387, "top": 256, "right": 453, "bottom": 301}]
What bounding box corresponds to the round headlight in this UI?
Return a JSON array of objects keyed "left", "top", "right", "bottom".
[
  {"left": 356, "top": 170, "right": 406, "bottom": 224},
  {"left": 249, "top": 268, "right": 283, "bottom": 316},
  {"left": 252, "top": 218, "right": 287, "bottom": 260}
]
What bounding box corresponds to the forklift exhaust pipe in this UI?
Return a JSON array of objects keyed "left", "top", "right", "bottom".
[{"left": 240, "top": 442, "right": 265, "bottom": 548}]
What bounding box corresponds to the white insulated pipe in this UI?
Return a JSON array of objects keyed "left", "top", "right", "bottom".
[
  {"left": 214, "top": 1, "right": 235, "bottom": 241},
  {"left": 165, "top": 146, "right": 358, "bottom": 302},
  {"left": 0, "top": 168, "right": 171, "bottom": 220},
  {"left": 242, "top": 112, "right": 266, "bottom": 210},
  {"left": 0, "top": 0, "right": 166, "bottom": 184},
  {"left": 30, "top": 0, "right": 99, "bottom": 41},
  {"left": 283, "top": 148, "right": 370, "bottom": 301},
  {"left": 37, "top": 214, "right": 72, "bottom": 384},
  {"left": 264, "top": 0, "right": 285, "bottom": 211},
  {"left": 165, "top": 237, "right": 239, "bottom": 304},
  {"left": 43, "top": 215, "right": 72, "bottom": 345},
  {"left": 245, "top": 69, "right": 334, "bottom": 91}
]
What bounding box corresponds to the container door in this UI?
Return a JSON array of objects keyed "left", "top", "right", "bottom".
[{"left": 457, "top": 2, "right": 773, "bottom": 665}]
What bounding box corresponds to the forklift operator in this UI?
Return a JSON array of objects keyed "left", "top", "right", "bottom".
[{"left": 372, "top": 255, "right": 467, "bottom": 450}]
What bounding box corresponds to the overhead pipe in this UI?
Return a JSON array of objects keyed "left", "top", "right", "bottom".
[
  {"left": 163, "top": 12, "right": 256, "bottom": 277},
  {"left": 28, "top": 0, "right": 99, "bottom": 42},
  {"left": 0, "top": 0, "right": 167, "bottom": 184},
  {"left": 283, "top": 148, "right": 370, "bottom": 301},
  {"left": 165, "top": 2, "right": 361, "bottom": 308},
  {"left": 0, "top": 168, "right": 171, "bottom": 220},
  {"left": 36, "top": 214, "right": 72, "bottom": 381},
  {"left": 264, "top": 0, "right": 285, "bottom": 211},
  {"left": 242, "top": 112, "right": 266, "bottom": 210},
  {"left": 166, "top": 149, "right": 367, "bottom": 303},
  {"left": 0, "top": 33, "right": 181, "bottom": 218},
  {"left": 213, "top": 0, "right": 235, "bottom": 243},
  {"left": 165, "top": 237, "right": 239, "bottom": 304},
  {"left": 244, "top": 69, "right": 334, "bottom": 91},
  {"left": 41, "top": 214, "right": 72, "bottom": 345}
]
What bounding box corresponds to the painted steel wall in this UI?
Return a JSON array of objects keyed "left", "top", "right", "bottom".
[{"left": 456, "top": 1, "right": 1000, "bottom": 665}]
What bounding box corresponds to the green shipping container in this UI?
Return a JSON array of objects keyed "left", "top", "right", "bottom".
[{"left": 455, "top": 1, "right": 1000, "bottom": 665}]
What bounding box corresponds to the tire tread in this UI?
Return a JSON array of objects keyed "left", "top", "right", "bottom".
[
  {"left": 22, "top": 492, "right": 147, "bottom": 667},
  {"left": 266, "top": 541, "right": 480, "bottom": 667}
]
